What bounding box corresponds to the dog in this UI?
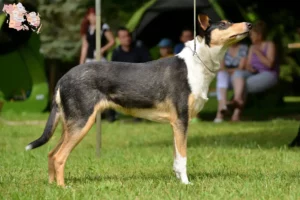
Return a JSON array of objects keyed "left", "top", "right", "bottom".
[{"left": 25, "top": 14, "right": 252, "bottom": 187}]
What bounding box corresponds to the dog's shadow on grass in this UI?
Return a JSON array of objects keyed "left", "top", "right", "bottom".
[{"left": 142, "top": 130, "right": 299, "bottom": 150}]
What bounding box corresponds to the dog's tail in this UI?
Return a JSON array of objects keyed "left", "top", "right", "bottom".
[{"left": 25, "top": 91, "right": 60, "bottom": 151}]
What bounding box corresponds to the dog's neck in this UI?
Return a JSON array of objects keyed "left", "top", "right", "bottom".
[
  {"left": 177, "top": 38, "right": 224, "bottom": 101},
  {"left": 176, "top": 36, "right": 228, "bottom": 101},
  {"left": 183, "top": 36, "right": 226, "bottom": 73}
]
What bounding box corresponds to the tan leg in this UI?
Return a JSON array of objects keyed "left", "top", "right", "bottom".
[
  {"left": 48, "top": 128, "right": 65, "bottom": 184},
  {"left": 53, "top": 116, "right": 97, "bottom": 187},
  {"left": 171, "top": 119, "right": 189, "bottom": 184}
]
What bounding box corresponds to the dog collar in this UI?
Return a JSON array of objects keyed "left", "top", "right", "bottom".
[{"left": 187, "top": 45, "right": 219, "bottom": 74}]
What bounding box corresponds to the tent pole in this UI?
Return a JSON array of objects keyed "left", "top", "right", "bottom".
[{"left": 95, "top": 0, "right": 102, "bottom": 157}]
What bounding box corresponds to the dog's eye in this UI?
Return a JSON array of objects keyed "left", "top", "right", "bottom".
[{"left": 219, "top": 22, "right": 226, "bottom": 27}]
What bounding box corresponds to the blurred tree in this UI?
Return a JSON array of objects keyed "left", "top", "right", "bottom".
[
  {"left": 37, "top": 0, "right": 86, "bottom": 61},
  {"left": 36, "top": 0, "right": 149, "bottom": 61},
  {"left": 85, "top": 0, "right": 149, "bottom": 32}
]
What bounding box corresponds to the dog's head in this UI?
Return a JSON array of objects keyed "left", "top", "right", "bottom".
[{"left": 198, "top": 14, "right": 252, "bottom": 47}]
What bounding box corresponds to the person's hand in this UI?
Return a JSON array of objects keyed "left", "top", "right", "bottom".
[
  {"left": 247, "top": 65, "right": 257, "bottom": 73},
  {"left": 226, "top": 68, "right": 235, "bottom": 75},
  {"left": 93, "top": 49, "right": 105, "bottom": 58},
  {"left": 100, "top": 48, "right": 105, "bottom": 56},
  {"left": 252, "top": 45, "right": 262, "bottom": 55}
]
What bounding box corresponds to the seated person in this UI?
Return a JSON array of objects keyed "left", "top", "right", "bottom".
[
  {"left": 174, "top": 28, "right": 193, "bottom": 54},
  {"left": 229, "top": 20, "right": 279, "bottom": 121},
  {"left": 214, "top": 42, "right": 248, "bottom": 123},
  {"left": 157, "top": 38, "right": 174, "bottom": 58}
]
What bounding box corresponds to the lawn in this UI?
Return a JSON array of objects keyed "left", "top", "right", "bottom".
[{"left": 0, "top": 111, "right": 300, "bottom": 199}]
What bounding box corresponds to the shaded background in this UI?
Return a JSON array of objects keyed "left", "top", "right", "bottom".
[{"left": 0, "top": 0, "right": 300, "bottom": 113}]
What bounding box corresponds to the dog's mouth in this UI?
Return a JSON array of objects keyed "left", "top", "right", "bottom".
[{"left": 229, "top": 31, "right": 249, "bottom": 38}]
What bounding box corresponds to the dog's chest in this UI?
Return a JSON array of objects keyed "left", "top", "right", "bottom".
[
  {"left": 185, "top": 63, "right": 215, "bottom": 118},
  {"left": 188, "top": 94, "right": 207, "bottom": 118},
  {"left": 186, "top": 63, "right": 215, "bottom": 101}
]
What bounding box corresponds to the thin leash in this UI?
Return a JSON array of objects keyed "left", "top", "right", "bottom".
[
  {"left": 188, "top": 45, "right": 218, "bottom": 74},
  {"left": 193, "top": 0, "right": 197, "bottom": 55},
  {"left": 191, "top": 0, "right": 218, "bottom": 74}
]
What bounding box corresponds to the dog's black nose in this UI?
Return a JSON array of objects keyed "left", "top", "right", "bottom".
[{"left": 246, "top": 22, "right": 252, "bottom": 30}]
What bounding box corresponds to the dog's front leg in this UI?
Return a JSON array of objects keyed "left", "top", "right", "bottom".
[{"left": 171, "top": 119, "right": 190, "bottom": 184}]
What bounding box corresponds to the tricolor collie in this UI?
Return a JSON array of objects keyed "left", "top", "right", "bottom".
[{"left": 26, "top": 14, "right": 252, "bottom": 187}]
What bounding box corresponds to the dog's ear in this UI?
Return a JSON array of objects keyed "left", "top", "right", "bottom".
[{"left": 198, "top": 14, "right": 210, "bottom": 31}]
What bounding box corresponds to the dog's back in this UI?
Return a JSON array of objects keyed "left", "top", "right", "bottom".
[{"left": 59, "top": 57, "right": 190, "bottom": 110}]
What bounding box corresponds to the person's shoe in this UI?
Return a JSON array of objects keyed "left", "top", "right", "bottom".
[
  {"left": 220, "top": 105, "right": 229, "bottom": 115},
  {"left": 226, "top": 100, "right": 244, "bottom": 111}
]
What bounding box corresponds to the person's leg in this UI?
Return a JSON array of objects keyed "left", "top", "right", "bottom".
[
  {"left": 231, "top": 71, "right": 278, "bottom": 121},
  {"left": 215, "top": 70, "right": 230, "bottom": 122},
  {"left": 232, "top": 70, "right": 252, "bottom": 105},
  {"left": 246, "top": 72, "right": 278, "bottom": 93},
  {"left": 230, "top": 70, "right": 253, "bottom": 121}
]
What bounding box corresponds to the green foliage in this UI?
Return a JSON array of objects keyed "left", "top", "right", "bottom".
[
  {"left": 280, "top": 57, "right": 300, "bottom": 83},
  {"left": 37, "top": 0, "right": 86, "bottom": 61},
  {"left": 33, "top": 0, "right": 150, "bottom": 61},
  {"left": 267, "top": 12, "right": 300, "bottom": 84},
  {"left": 208, "top": 0, "right": 226, "bottom": 19},
  {"left": 84, "top": 0, "right": 150, "bottom": 32},
  {"left": 126, "top": 0, "right": 156, "bottom": 32}
]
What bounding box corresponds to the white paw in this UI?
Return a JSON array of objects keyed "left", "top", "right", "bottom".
[
  {"left": 173, "top": 169, "right": 190, "bottom": 184},
  {"left": 179, "top": 173, "right": 190, "bottom": 184},
  {"left": 185, "top": 181, "right": 193, "bottom": 185}
]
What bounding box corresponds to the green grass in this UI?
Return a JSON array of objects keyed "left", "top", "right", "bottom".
[{"left": 0, "top": 113, "right": 300, "bottom": 199}]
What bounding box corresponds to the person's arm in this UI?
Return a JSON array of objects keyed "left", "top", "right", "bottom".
[
  {"left": 245, "top": 45, "right": 257, "bottom": 73},
  {"left": 252, "top": 41, "right": 276, "bottom": 68},
  {"left": 238, "top": 57, "right": 247, "bottom": 70},
  {"left": 100, "top": 30, "right": 115, "bottom": 56},
  {"left": 79, "top": 35, "right": 88, "bottom": 64},
  {"left": 219, "top": 59, "right": 225, "bottom": 71},
  {"left": 237, "top": 45, "right": 248, "bottom": 70}
]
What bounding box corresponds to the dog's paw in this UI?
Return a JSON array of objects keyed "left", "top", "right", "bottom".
[
  {"left": 174, "top": 170, "right": 190, "bottom": 184},
  {"left": 174, "top": 171, "right": 181, "bottom": 179},
  {"left": 181, "top": 179, "right": 192, "bottom": 185},
  {"left": 180, "top": 174, "right": 190, "bottom": 185}
]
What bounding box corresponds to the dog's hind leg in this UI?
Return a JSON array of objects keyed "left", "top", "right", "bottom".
[
  {"left": 171, "top": 113, "right": 190, "bottom": 184},
  {"left": 51, "top": 101, "right": 107, "bottom": 187},
  {"left": 48, "top": 125, "right": 65, "bottom": 183}
]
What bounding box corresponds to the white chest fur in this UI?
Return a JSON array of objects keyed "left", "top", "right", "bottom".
[{"left": 177, "top": 39, "right": 219, "bottom": 114}]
